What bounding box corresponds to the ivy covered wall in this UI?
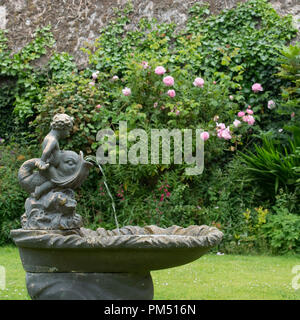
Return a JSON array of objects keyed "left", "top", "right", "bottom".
[{"left": 0, "top": 0, "right": 298, "bottom": 68}]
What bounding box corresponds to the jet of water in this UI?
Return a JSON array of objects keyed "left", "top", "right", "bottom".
[{"left": 85, "top": 156, "right": 120, "bottom": 234}]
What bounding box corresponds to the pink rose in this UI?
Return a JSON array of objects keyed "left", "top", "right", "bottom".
[
  {"left": 92, "top": 71, "right": 99, "bottom": 80},
  {"left": 242, "top": 115, "right": 255, "bottom": 125},
  {"left": 217, "top": 129, "right": 223, "bottom": 139},
  {"left": 246, "top": 109, "right": 253, "bottom": 115},
  {"left": 96, "top": 104, "right": 102, "bottom": 110},
  {"left": 193, "top": 77, "right": 205, "bottom": 88},
  {"left": 167, "top": 89, "right": 176, "bottom": 98},
  {"left": 229, "top": 95, "right": 234, "bottom": 100},
  {"left": 175, "top": 110, "right": 180, "bottom": 116},
  {"left": 252, "top": 83, "right": 263, "bottom": 93},
  {"left": 89, "top": 81, "right": 95, "bottom": 86},
  {"left": 122, "top": 87, "right": 131, "bottom": 96},
  {"left": 247, "top": 115, "right": 255, "bottom": 125},
  {"left": 216, "top": 122, "right": 226, "bottom": 130},
  {"left": 218, "top": 127, "right": 232, "bottom": 140},
  {"left": 267, "top": 100, "right": 276, "bottom": 110},
  {"left": 163, "top": 76, "right": 174, "bottom": 86},
  {"left": 200, "top": 131, "right": 210, "bottom": 141},
  {"left": 142, "top": 61, "right": 149, "bottom": 69},
  {"left": 155, "top": 66, "right": 166, "bottom": 75},
  {"left": 222, "top": 127, "right": 232, "bottom": 140},
  {"left": 238, "top": 111, "right": 245, "bottom": 117},
  {"left": 112, "top": 75, "right": 119, "bottom": 81},
  {"left": 233, "top": 119, "right": 241, "bottom": 128}
]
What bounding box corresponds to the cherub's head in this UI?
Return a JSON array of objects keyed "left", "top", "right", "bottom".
[{"left": 50, "top": 113, "right": 74, "bottom": 138}]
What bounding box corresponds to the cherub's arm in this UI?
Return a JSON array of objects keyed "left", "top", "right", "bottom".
[
  {"left": 35, "top": 138, "right": 58, "bottom": 170},
  {"left": 41, "top": 138, "right": 57, "bottom": 163}
]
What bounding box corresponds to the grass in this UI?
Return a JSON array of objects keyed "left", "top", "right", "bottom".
[
  {"left": 0, "top": 246, "right": 299, "bottom": 300},
  {"left": 152, "top": 254, "right": 300, "bottom": 300},
  {"left": 0, "top": 246, "right": 29, "bottom": 300}
]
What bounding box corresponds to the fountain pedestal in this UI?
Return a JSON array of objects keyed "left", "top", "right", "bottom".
[{"left": 26, "top": 272, "right": 153, "bottom": 300}]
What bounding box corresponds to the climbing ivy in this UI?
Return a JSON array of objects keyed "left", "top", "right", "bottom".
[
  {"left": 0, "top": 26, "right": 77, "bottom": 141},
  {"left": 84, "top": 0, "right": 297, "bottom": 103}
]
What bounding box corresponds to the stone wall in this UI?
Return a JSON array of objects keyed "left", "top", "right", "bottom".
[{"left": 0, "top": 0, "right": 298, "bottom": 68}]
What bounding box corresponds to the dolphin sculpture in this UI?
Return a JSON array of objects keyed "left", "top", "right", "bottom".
[{"left": 18, "top": 150, "right": 93, "bottom": 196}]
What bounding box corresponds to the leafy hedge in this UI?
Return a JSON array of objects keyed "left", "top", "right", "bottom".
[{"left": 0, "top": 0, "right": 298, "bottom": 254}]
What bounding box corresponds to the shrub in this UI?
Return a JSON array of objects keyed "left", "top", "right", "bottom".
[
  {"left": 275, "top": 43, "right": 300, "bottom": 123},
  {"left": 239, "top": 134, "right": 300, "bottom": 196},
  {"left": 33, "top": 72, "right": 108, "bottom": 155},
  {"left": 33, "top": 55, "right": 262, "bottom": 230},
  {"left": 0, "top": 0, "right": 298, "bottom": 253},
  {"left": 83, "top": 0, "right": 297, "bottom": 125},
  {"left": 262, "top": 209, "right": 300, "bottom": 255},
  {"left": 0, "top": 26, "right": 77, "bottom": 143},
  {"left": 0, "top": 144, "right": 39, "bottom": 245}
]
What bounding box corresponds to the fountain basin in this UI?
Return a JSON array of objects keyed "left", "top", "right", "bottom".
[
  {"left": 11, "top": 225, "right": 223, "bottom": 300},
  {"left": 11, "top": 225, "right": 223, "bottom": 273}
]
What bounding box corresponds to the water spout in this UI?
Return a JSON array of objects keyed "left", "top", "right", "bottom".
[{"left": 85, "top": 156, "right": 120, "bottom": 234}]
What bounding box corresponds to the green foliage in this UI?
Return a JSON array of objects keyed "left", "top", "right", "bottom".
[
  {"left": 0, "top": 26, "right": 77, "bottom": 142},
  {"left": 33, "top": 56, "right": 259, "bottom": 231},
  {"left": 0, "top": 0, "right": 298, "bottom": 254},
  {"left": 221, "top": 206, "right": 271, "bottom": 255},
  {"left": 0, "top": 81, "right": 15, "bottom": 142},
  {"left": 0, "top": 144, "right": 39, "bottom": 245},
  {"left": 47, "top": 52, "right": 78, "bottom": 84},
  {"left": 31, "top": 2, "right": 299, "bottom": 251},
  {"left": 195, "top": 156, "right": 267, "bottom": 253},
  {"left": 239, "top": 135, "right": 300, "bottom": 196},
  {"left": 83, "top": 0, "right": 296, "bottom": 113},
  {"left": 276, "top": 43, "right": 300, "bottom": 81},
  {"left": 0, "top": 26, "right": 55, "bottom": 121},
  {"left": 186, "top": 0, "right": 297, "bottom": 89},
  {"left": 262, "top": 207, "right": 300, "bottom": 255},
  {"left": 33, "top": 72, "right": 108, "bottom": 154},
  {"left": 275, "top": 43, "right": 300, "bottom": 123}
]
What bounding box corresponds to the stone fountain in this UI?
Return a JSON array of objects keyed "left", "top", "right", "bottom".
[{"left": 10, "top": 113, "right": 223, "bottom": 300}]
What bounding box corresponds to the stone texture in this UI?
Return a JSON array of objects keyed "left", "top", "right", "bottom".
[
  {"left": 21, "top": 189, "right": 83, "bottom": 230},
  {"left": 26, "top": 272, "right": 154, "bottom": 300},
  {"left": 12, "top": 225, "right": 224, "bottom": 249},
  {"left": 0, "top": 5, "right": 6, "bottom": 30},
  {"left": 0, "top": 0, "right": 298, "bottom": 68},
  {"left": 11, "top": 225, "right": 223, "bottom": 272}
]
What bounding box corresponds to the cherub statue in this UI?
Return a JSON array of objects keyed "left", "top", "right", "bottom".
[
  {"left": 35, "top": 113, "right": 74, "bottom": 171},
  {"left": 18, "top": 113, "right": 92, "bottom": 199},
  {"left": 17, "top": 113, "right": 92, "bottom": 230},
  {"left": 32, "top": 114, "right": 74, "bottom": 199}
]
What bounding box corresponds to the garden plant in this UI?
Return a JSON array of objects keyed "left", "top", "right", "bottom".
[{"left": 0, "top": 0, "right": 299, "bottom": 260}]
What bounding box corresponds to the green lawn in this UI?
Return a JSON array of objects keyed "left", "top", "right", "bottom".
[{"left": 0, "top": 246, "right": 299, "bottom": 300}]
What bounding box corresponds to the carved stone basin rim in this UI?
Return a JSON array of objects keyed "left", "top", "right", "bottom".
[
  {"left": 11, "top": 225, "right": 223, "bottom": 273},
  {"left": 11, "top": 225, "right": 223, "bottom": 249}
]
